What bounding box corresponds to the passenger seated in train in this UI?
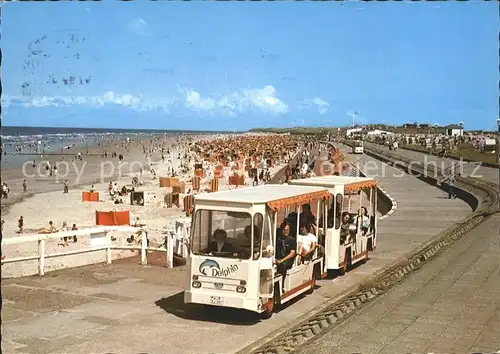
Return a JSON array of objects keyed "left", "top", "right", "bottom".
[
  {"left": 355, "top": 206, "right": 370, "bottom": 235},
  {"left": 274, "top": 221, "right": 296, "bottom": 293},
  {"left": 300, "top": 204, "right": 317, "bottom": 234},
  {"left": 340, "top": 212, "right": 352, "bottom": 244},
  {"left": 297, "top": 223, "right": 317, "bottom": 264},
  {"left": 285, "top": 212, "right": 298, "bottom": 239},
  {"left": 204, "top": 229, "right": 237, "bottom": 256}
]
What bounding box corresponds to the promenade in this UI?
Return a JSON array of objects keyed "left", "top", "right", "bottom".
[
  {"left": 293, "top": 144, "right": 500, "bottom": 354},
  {"left": 2, "top": 148, "right": 472, "bottom": 354},
  {"left": 299, "top": 214, "right": 500, "bottom": 354},
  {"left": 364, "top": 141, "right": 499, "bottom": 185}
]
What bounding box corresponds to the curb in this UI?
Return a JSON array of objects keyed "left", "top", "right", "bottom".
[{"left": 377, "top": 186, "right": 398, "bottom": 220}]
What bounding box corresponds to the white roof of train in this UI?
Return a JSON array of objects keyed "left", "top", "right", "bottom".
[
  {"left": 288, "top": 175, "right": 376, "bottom": 187},
  {"left": 193, "top": 184, "right": 328, "bottom": 205}
]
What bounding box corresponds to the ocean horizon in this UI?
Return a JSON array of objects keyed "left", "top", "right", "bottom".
[
  {"left": 0, "top": 125, "right": 244, "bottom": 170},
  {"left": 1, "top": 125, "right": 244, "bottom": 138}
]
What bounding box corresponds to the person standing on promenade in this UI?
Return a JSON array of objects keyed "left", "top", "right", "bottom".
[
  {"left": 448, "top": 175, "right": 457, "bottom": 199},
  {"left": 63, "top": 180, "right": 69, "bottom": 194},
  {"left": 22, "top": 179, "right": 28, "bottom": 193},
  {"left": 440, "top": 174, "right": 457, "bottom": 199}
]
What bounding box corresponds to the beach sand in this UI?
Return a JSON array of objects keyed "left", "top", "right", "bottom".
[{"left": 1, "top": 133, "right": 296, "bottom": 278}]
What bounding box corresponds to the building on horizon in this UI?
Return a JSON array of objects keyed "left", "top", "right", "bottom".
[{"left": 440, "top": 124, "right": 464, "bottom": 137}]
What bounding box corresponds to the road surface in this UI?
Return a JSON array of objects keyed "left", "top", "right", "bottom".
[{"left": 297, "top": 215, "right": 500, "bottom": 354}]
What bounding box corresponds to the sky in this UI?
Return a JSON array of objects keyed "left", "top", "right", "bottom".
[{"left": 1, "top": 2, "right": 498, "bottom": 131}]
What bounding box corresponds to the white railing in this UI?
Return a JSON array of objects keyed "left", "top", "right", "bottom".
[{"left": 1, "top": 225, "right": 175, "bottom": 276}]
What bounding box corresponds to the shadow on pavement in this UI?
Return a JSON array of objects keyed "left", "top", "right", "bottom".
[{"left": 155, "top": 291, "right": 261, "bottom": 325}]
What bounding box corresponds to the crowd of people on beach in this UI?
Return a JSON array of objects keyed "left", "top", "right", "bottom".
[{"left": 10, "top": 215, "right": 80, "bottom": 247}]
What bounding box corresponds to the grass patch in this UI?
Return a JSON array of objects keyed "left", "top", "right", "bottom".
[{"left": 406, "top": 144, "right": 498, "bottom": 166}]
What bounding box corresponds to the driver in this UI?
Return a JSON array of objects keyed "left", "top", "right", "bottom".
[{"left": 206, "top": 229, "right": 236, "bottom": 255}]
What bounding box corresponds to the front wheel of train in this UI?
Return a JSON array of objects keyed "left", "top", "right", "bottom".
[
  {"left": 337, "top": 262, "right": 347, "bottom": 276},
  {"left": 338, "top": 250, "right": 351, "bottom": 276},
  {"left": 360, "top": 251, "right": 369, "bottom": 265}
]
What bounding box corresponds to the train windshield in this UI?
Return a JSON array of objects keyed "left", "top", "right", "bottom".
[{"left": 191, "top": 210, "right": 253, "bottom": 260}]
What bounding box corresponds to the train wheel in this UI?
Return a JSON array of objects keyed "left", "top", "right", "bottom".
[
  {"left": 260, "top": 284, "right": 280, "bottom": 320},
  {"left": 338, "top": 249, "right": 351, "bottom": 276},
  {"left": 338, "top": 262, "right": 347, "bottom": 276}
]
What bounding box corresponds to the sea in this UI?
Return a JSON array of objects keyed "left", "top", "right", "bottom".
[{"left": 1, "top": 126, "right": 240, "bottom": 169}]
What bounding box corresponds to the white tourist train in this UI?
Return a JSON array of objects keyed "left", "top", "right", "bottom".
[
  {"left": 288, "top": 175, "right": 378, "bottom": 275},
  {"left": 184, "top": 184, "right": 329, "bottom": 318},
  {"left": 184, "top": 175, "right": 379, "bottom": 317}
]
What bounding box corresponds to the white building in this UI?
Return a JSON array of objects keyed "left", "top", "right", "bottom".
[
  {"left": 443, "top": 124, "right": 464, "bottom": 137},
  {"left": 365, "top": 129, "right": 395, "bottom": 137},
  {"left": 346, "top": 128, "right": 363, "bottom": 137}
]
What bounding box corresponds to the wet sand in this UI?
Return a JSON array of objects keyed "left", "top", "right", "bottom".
[{"left": 0, "top": 136, "right": 180, "bottom": 213}]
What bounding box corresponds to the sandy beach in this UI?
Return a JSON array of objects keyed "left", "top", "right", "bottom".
[{"left": 1, "top": 132, "right": 301, "bottom": 278}]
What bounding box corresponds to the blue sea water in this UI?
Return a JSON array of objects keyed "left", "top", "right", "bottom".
[{"left": 1, "top": 125, "right": 239, "bottom": 169}]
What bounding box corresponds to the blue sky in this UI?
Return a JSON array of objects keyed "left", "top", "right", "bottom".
[{"left": 2, "top": 2, "right": 498, "bottom": 131}]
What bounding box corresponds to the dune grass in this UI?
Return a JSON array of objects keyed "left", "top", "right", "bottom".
[{"left": 406, "top": 143, "right": 498, "bottom": 166}]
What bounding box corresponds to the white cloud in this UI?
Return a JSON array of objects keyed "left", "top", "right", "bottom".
[
  {"left": 180, "top": 85, "right": 288, "bottom": 115},
  {"left": 2, "top": 85, "right": 289, "bottom": 116},
  {"left": 2, "top": 92, "right": 175, "bottom": 113},
  {"left": 301, "top": 97, "right": 330, "bottom": 115},
  {"left": 127, "top": 18, "right": 149, "bottom": 35}
]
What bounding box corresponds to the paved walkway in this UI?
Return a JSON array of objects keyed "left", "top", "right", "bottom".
[
  {"left": 365, "top": 141, "right": 499, "bottom": 185},
  {"left": 298, "top": 214, "right": 500, "bottom": 354},
  {"left": 1, "top": 149, "right": 472, "bottom": 354},
  {"left": 336, "top": 146, "right": 471, "bottom": 270}
]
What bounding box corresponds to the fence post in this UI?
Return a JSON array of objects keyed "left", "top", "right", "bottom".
[
  {"left": 167, "top": 232, "right": 173, "bottom": 268},
  {"left": 38, "top": 239, "right": 45, "bottom": 276},
  {"left": 106, "top": 232, "right": 112, "bottom": 264},
  {"left": 141, "top": 230, "right": 147, "bottom": 265}
]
